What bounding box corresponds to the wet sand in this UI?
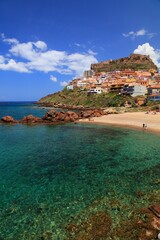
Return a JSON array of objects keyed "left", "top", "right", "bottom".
[{"left": 79, "top": 112, "right": 160, "bottom": 134}]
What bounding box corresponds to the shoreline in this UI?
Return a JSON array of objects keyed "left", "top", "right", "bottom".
[{"left": 79, "top": 111, "right": 160, "bottom": 135}]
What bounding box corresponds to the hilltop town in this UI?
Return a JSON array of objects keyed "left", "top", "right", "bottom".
[
  {"left": 67, "top": 54, "right": 159, "bottom": 98},
  {"left": 38, "top": 54, "right": 160, "bottom": 108}
]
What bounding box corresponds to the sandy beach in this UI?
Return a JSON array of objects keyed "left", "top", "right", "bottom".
[{"left": 80, "top": 112, "right": 160, "bottom": 133}]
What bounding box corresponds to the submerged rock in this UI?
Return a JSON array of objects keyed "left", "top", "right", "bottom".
[{"left": 66, "top": 211, "right": 112, "bottom": 240}]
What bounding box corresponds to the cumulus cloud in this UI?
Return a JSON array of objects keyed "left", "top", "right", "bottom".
[
  {"left": 33, "top": 41, "right": 47, "bottom": 51},
  {"left": 0, "top": 35, "right": 98, "bottom": 76},
  {"left": 134, "top": 43, "right": 160, "bottom": 68},
  {"left": 60, "top": 81, "right": 68, "bottom": 87},
  {"left": 0, "top": 59, "right": 30, "bottom": 72},
  {"left": 50, "top": 75, "right": 57, "bottom": 82},
  {"left": 122, "top": 28, "right": 155, "bottom": 39}
]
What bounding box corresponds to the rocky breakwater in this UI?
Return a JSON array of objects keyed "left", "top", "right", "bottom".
[{"left": 0, "top": 109, "right": 105, "bottom": 125}]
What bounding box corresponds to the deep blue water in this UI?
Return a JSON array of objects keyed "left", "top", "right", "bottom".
[
  {"left": 0, "top": 102, "right": 159, "bottom": 239},
  {"left": 0, "top": 101, "right": 47, "bottom": 120}
]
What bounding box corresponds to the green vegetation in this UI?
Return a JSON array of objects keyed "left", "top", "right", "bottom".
[{"left": 38, "top": 88, "right": 137, "bottom": 108}]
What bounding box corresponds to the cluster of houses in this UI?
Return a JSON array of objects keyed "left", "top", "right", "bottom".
[{"left": 67, "top": 68, "right": 160, "bottom": 101}]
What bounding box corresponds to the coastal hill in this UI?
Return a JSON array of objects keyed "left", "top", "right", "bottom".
[
  {"left": 38, "top": 53, "right": 159, "bottom": 108},
  {"left": 37, "top": 88, "right": 136, "bottom": 108},
  {"left": 91, "top": 54, "right": 158, "bottom": 72}
]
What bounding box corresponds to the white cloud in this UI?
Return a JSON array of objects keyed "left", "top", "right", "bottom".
[
  {"left": 136, "top": 29, "right": 147, "bottom": 36},
  {"left": 0, "top": 59, "right": 30, "bottom": 72},
  {"left": 33, "top": 41, "right": 47, "bottom": 51},
  {"left": 50, "top": 75, "right": 57, "bottom": 82},
  {"left": 1, "top": 33, "right": 19, "bottom": 44},
  {"left": 134, "top": 43, "right": 160, "bottom": 68},
  {"left": 0, "top": 35, "right": 98, "bottom": 76},
  {"left": 60, "top": 81, "right": 68, "bottom": 87},
  {"left": 122, "top": 28, "right": 155, "bottom": 39}
]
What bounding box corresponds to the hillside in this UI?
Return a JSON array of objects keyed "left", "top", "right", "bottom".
[
  {"left": 91, "top": 54, "right": 158, "bottom": 72},
  {"left": 37, "top": 88, "right": 136, "bottom": 108}
]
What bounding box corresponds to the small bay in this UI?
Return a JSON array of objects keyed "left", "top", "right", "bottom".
[{"left": 0, "top": 102, "right": 159, "bottom": 239}]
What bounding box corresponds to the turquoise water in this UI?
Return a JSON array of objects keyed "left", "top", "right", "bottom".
[{"left": 0, "top": 103, "right": 160, "bottom": 239}]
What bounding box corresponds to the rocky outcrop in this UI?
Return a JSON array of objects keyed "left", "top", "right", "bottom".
[
  {"left": 0, "top": 108, "right": 105, "bottom": 125},
  {"left": 80, "top": 109, "right": 106, "bottom": 118},
  {"left": 91, "top": 54, "right": 158, "bottom": 72},
  {"left": 1, "top": 116, "right": 19, "bottom": 123},
  {"left": 43, "top": 110, "right": 79, "bottom": 122},
  {"left": 21, "top": 115, "right": 43, "bottom": 124}
]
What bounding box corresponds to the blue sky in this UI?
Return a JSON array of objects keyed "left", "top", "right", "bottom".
[{"left": 0, "top": 0, "right": 160, "bottom": 101}]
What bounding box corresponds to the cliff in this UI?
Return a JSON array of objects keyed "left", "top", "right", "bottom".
[{"left": 91, "top": 54, "right": 158, "bottom": 72}]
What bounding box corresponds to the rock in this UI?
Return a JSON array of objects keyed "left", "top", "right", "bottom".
[
  {"left": 1, "top": 116, "right": 16, "bottom": 123},
  {"left": 67, "top": 111, "right": 79, "bottom": 121},
  {"left": 104, "top": 108, "right": 118, "bottom": 114},
  {"left": 80, "top": 109, "right": 105, "bottom": 119},
  {"left": 21, "top": 115, "right": 42, "bottom": 124},
  {"left": 43, "top": 109, "right": 79, "bottom": 123}
]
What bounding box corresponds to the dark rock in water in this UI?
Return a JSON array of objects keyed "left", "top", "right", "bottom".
[{"left": 1, "top": 116, "right": 18, "bottom": 123}]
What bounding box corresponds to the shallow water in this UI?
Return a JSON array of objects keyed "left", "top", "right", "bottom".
[{"left": 0, "top": 103, "right": 160, "bottom": 239}]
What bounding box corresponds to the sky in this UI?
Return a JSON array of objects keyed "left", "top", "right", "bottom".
[{"left": 0, "top": 0, "right": 160, "bottom": 101}]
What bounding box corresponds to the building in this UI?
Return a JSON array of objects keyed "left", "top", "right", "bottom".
[
  {"left": 83, "top": 70, "right": 93, "bottom": 78},
  {"left": 122, "top": 85, "right": 147, "bottom": 97},
  {"left": 67, "top": 85, "right": 74, "bottom": 90}
]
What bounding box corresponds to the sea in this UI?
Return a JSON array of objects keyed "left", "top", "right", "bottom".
[{"left": 0, "top": 102, "right": 159, "bottom": 239}]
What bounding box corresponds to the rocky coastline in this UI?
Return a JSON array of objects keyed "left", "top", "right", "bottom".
[
  {"left": 0, "top": 109, "right": 106, "bottom": 125},
  {"left": 37, "top": 102, "right": 102, "bottom": 110}
]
